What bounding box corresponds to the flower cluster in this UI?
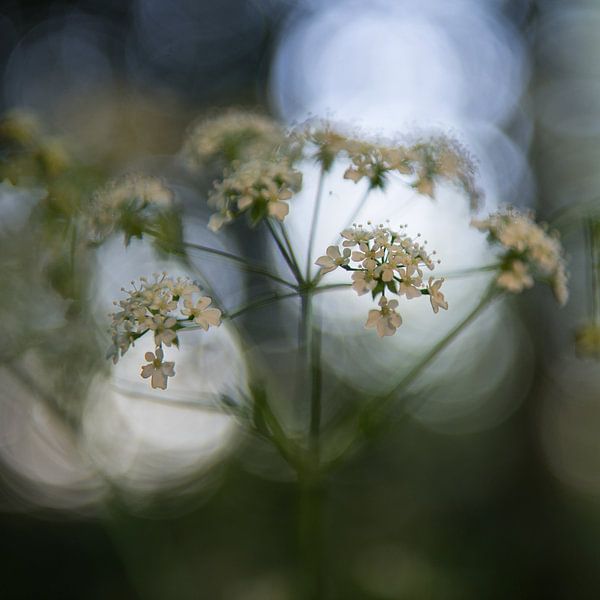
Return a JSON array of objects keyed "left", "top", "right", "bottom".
[
  {"left": 208, "top": 158, "right": 302, "bottom": 231},
  {"left": 107, "top": 274, "right": 221, "bottom": 389},
  {"left": 90, "top": 174, "right": 174, "bottom": 245},
  {"left": 342, "top": 139, "right": 413, "bottom": 189},
  {"left": 182, "top": 110, "right": 286, "bottom": 170},
  {"left": 316, "top": 224, "right": 447, "bottom": 337},
  {"left": 471, "top": 208, "right": 569, "bottom": 305}
]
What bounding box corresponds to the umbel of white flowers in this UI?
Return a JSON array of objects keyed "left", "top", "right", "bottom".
[
  {"left": 315, "top": 223, "right": 447, "bottom": 337},
  {"left": 108, "top": 273, "right": 221, "bottom": 389},
  {"left": 471, "top": 208, "right": 569, "bottom": 306}
]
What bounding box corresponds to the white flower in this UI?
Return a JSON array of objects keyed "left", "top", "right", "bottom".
[
  {"left": 167, "top": 277, "right": 201, "bottom": 298},
  {"left": 341, "top": 226, "right": 374, "bottom": 248},
  {"left": 351, "top": 270, "right": 378, "bottom": 296},
  {"left": 144, "top": 315, "right": 178, "bottom": 346},
  {"left": 315, "top": 245, "right": 351, "bottom": 274},
  {"left": 351, "top": 242, "right": 384, "bottom": 271},
  {"left": 365, "top": 296, "right": 402, "bottom": 337},
  {"left": 397, "top": 265, "right": 423, "bottom": 299},
  {"left": 181, "top": 297, "right": 222, "bottom": 330},
  {"left": 427, "top": 277, "right": 448, "bottom": 313},
  {"left": 496, "top": 260, "right": 534, "bottom": 294},
  {"left": 140, "top": 347, "right": 175, "bottom": 390}
]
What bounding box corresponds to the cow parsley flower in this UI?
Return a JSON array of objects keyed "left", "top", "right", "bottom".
[
  {"left": 472, "top": 208, "right": 568, "bottom": 304},
  {"left": 315, "top": 245, "right": 351, "bottom": 274},
  {"left": 427, "top": 277, "right": 448, "bottom": 314},
  {"left": 181, "top": 297, "right": 222, "bottom": 330},
  {"left": 90, "top": 174, "right": 174, "bottom": 244},
  {"left": 318, "top": 223, "right": 446, "bottom": 335},
  {"left": 107, "top": 274, "right": 221, "bottom": 388},
  {"left": 182, "top": 110, "right": 286, "bottom": 169},
  {"left": 141, "top": 347, "right": 175, "bottom": 390},
  {"left": 208, "top": 158, "right": 302, "bottom": 231},
  {"left": 365, "top": 296, "right": 403, "bottom": 337}
]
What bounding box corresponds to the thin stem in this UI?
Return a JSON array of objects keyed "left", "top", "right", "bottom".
[
  {"left": 589, "top": 218, "right": 600, "bottom": 323},
  {"left": 181, "top": 285, "right": 352, "bottom": 332},
  {"left": 306, "top": 167, "right": 327, "bottom": 281},
  {"left": 381, "top": 284, "right": 498, "bottom": 405},
  {"left": 279, "top": 221, "right": 304, "bottom": 284},
  {"left": 436, "top": 264, "right": 500, "bottom": 280},
  {"left": 184, "top": 242, "right": 297, "bottom": 289},
  {"left": 299, "top": 288, "right": 325, "bottom": 598},
  {"left": 309, "top": 310, "right": 322, "bottom": 457},
  {"left": 265, "top": 219, "right": 304, "bottom": 284},
  {"left": 228, "top": 291, "right": 301, "bottom": 320},
  {"left": 324, "top": 284, "right": 499, "bottom": 471}
]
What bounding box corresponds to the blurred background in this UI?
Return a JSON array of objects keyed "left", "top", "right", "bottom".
[{"left": 1, "top": 0, "right": 599, "bottom": 598}]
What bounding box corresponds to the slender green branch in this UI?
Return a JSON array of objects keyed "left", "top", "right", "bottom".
[
  {"left": 436, "top": 264, "right": 500, "bottom": 280},
  {"left": 323, "top": 284, "right": 499, "bottom": 471},
  {"left": 279, "top": 221, "right": 304, "bottom": 284},
  {"left": 380, "top": 284, "right": 498, "bottom": 406},
  {"left": 184, "top": 242, "right": 297, "bottom": 289},
  {"left": 265, "top": 219, "right": 304, "bottom": 283},
  {"left": 309, "top": 310, "right": 322, "bottom": 457},
  {"left": 313, "top": 282, "right": 352, "bottom": 295},
  {"left": 306, "top": 167, "right": 326, "bottom": 281}
]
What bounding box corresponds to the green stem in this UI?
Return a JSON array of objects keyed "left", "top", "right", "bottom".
[
  {"left": 324, "top": 284, "right": 499, "bottom": 471},
  {"left": 436, "top": 264, "right": 500, "bottom": 280},
  {"left": 184, "top": 242, "right": 297, "bottom": 289},
  {"left": 279, "top": 221, "right": 304, "bottom": 284},
  {"left": 299, "top": 474, "right": 325, "bottom": 599},
  {"left": 588, "top": 218, "right": 600, "bottom": 323},
  {"left": 306, "top": 167, "right": 326, "bottom": 281},
  {"left": 265, "top": 219, "right": 304, "bottom": 284},
  {"left": 382, "top": 284, "right": 498, "bottom": 404}
]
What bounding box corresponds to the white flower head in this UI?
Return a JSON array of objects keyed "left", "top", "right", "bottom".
[
  {"left": 473, "top": 208, "right": 568, "bottom": 304},
  {"left": 208, "top": 158, "right": 302, "bottom": 230},
  {"left": 182, "top": 110, "right": 286, "bottom": 169}
]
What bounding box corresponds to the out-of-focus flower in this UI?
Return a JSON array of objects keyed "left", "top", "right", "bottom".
[
  {"left": 140, "top": 347, "right": 175, "bottom": 390},
  {"left": 182, "top": 110, "right": 286, "bottom": 170},
  {"left": 472, "top": 208, "right": 568, "bottom": 304},
  {"left": 208, "top": 158, "right": 302, "bottom": 231},
  {"left": 575, "top": 323, "right": 600, "bottom": 359},
  {"left": 89, "top": 174, "right": 175, "bottom": 245},
  {"left": 496, "top": 260, "right": 534, "bottom": 293},
  {"left": 315, "top": 245, "right": 351, "bottom": 274},
  {"left": 296, "top": 120, "right": 350, "bottom": 172}
]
